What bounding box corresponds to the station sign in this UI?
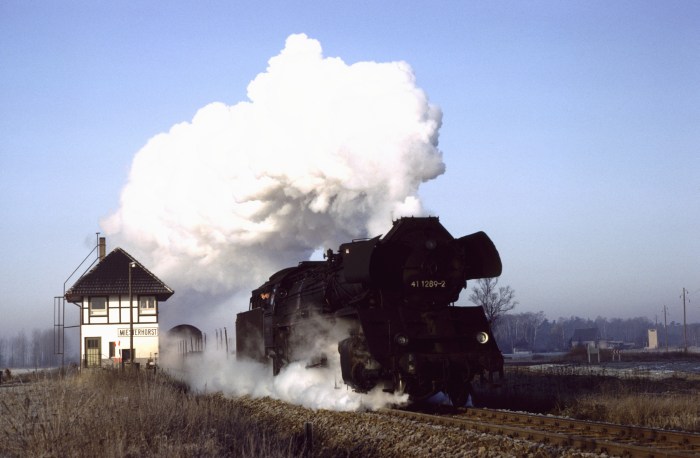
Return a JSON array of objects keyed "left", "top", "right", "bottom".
[{"left": 118, "top": 327, "right": 158, "bottom": 337}]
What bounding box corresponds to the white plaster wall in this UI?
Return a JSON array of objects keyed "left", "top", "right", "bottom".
[{"left": 81, "top": 323, "right": 160, "bottom": 364}]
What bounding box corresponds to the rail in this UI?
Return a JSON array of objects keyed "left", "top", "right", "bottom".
[{"left": 378, "top": 407, "right": 700, "bottom": 457}]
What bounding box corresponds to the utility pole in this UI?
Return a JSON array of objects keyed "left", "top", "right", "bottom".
[
  {"left": 682, "top": 287, "right": 688, "bottom": 353},
  {"left": 663, "top": 305, "right": 668, "bottom": 353},
  {"left": 129, "top": 262, "right": 136, "bottom": 365}
]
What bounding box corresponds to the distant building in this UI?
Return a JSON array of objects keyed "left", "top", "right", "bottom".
[
  {"left": 647, "top": 328, "right": 659, "bottom": 349},
  {"left": 512, "top": 338, "right": 532, "bottom": 354},
  {"left": 64, "top": 239, "right": 174, "bottom": 368},
  {"left": 570, "top": 327, "right": 601, "bottom": 349}
]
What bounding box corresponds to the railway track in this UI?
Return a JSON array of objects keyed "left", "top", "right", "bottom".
[{"left": 379, "top": 407, "right": 700, "bottom": 457}]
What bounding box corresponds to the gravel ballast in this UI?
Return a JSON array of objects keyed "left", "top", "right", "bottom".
[{"left": 230, "top": 396, "right": 608, "bottom": 457}]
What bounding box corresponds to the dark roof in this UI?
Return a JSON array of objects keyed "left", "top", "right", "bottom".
[
  {"left": 168, "top": 324, "right": 202, "bottom": 339},
  {"left": 65, "top": 248, "right": 174, "bottom": 303},
  {"left": 571, "top": 327, "right": 600, "bottom": 342}
]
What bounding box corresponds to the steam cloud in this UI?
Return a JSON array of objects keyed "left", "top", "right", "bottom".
[
  {"left": 161, "top": 328, "right": 409, "bottom": 411},
  {"left": 103, "top": 33, "right": 445, "bottom": 298}
]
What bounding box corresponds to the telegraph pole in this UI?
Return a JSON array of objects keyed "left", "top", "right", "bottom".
[
  {"left": 663, "top": 305, "right": 668, "bottom": 352},
  {"left": 682, "top": 288, "right": 688, "bottom": 353},
  {"left": 129, "top": 262, "right": 136, "bottom": 364}
]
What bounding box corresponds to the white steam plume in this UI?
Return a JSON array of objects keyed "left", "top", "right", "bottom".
[
  {"left": 103, "top": 33, "right": 445, "bottom": 298},
  {"left": 161, "top": 336, "right": 408, "bottom": 412}
]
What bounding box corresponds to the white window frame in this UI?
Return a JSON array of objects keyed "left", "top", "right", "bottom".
[
  {"left": 139, "top": 296, "right": 157, "bottom": 315},
  {"left": 89, "top": 297, "right": 107, "bottom": 316}
]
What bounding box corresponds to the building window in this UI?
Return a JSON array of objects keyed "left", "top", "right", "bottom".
[
  {"left": 139, "top": 296, "right": 156, "bottom": 314},
  {"left": 89, "top": 297, "right": 107, "bottom": 316}
]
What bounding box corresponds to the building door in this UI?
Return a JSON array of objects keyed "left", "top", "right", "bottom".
[
  {"left": 85, "top": 337, "right": 101, "bottom": 367},
  {"left": 121, "top": 348, "right": 134, "bottom": 363}
]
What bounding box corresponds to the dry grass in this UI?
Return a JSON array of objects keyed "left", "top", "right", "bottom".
[
  {"left": 561, "top": 392, "right": 700, "bottom": 431},
  {"left": 473, "top": 364, "right": 700, "bottom": 432},
  {"left": 3, "top": 361, "right": 697, "bottom": 457},
  {"left": 0, "top": 369, "right": 305, "bottom": 458}
]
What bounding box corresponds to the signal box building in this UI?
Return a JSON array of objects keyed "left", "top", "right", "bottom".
[{"left": 65, "top": 243, "right": 174, "bottom": 368}]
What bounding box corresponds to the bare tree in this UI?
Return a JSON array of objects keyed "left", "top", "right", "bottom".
[
  {"left": 0, "top": 336, "right": 6, "bottom": 368},
  {"left": 469, "top": 277, "right": 518, "bottom": 325},
  {"left": 520, "top": 311, "right": 546, "bottom": 349},
  {"left": 494, "top": 314, "right": 519, "bottom": 353}
]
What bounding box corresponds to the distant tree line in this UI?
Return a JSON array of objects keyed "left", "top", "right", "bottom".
[
  {"left": 492, "top": 313, "right": 700, "bottom": 353},
  {"left": 468, "top": 278, "right": 700, "bottom": 353},
  {"left": 0, "top": 328, "right": 67, "bottom": 369}
]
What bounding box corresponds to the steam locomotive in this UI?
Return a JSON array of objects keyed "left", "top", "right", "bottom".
[{"left": 235, "top": 216, "right": 503, "bottom": 405}]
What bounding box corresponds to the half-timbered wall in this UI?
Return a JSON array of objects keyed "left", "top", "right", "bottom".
[{"left": 80, "top": 295, "right": 160, "bottom": 367}]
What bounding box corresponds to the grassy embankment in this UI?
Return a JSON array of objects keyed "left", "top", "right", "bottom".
[
  {"left": 472, "top": 349, "right": 700, "bottom": 432},
  {"left": 0, "top": 368, "right": 306, "bottom": 458}
]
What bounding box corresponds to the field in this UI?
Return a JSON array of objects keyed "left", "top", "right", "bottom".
[
  {"left": 473, "top": 351, "right": 700, "bottom": 432},
  {"left": 1, "top": 354, "right": 699, "bottom": 457}
]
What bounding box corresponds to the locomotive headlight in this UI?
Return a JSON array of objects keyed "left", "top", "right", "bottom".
[
  {"left": 425, "top": 239, "right": 437, "bottom": 250},
  {"left": 395, "top": 334, "right": 409, "bottom": 346},
  {"left": 476, "top": 332, "right": 489, "bottom": 344}
]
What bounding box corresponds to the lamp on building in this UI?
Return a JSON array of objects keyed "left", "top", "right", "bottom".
[{"left": 128, "top": 261, "right": 136, "bottom": 365}]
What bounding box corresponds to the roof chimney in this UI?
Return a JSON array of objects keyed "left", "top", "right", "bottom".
[{"left": 99, "top": 237, "right": 106, "bottom": 261}]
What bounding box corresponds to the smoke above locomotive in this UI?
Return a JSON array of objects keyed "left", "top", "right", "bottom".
[
  {"left": 102, "top": 33, "right": 445, "bottom": 316},
  {"left": 236, "top": 216, "right": 503, "bottom": 406}
]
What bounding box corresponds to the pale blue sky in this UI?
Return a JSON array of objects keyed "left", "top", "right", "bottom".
[{"left": 1, "top": 1, "right": 698, "bottom": 335}]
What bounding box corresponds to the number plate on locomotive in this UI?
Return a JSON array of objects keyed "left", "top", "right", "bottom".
[{"left": 409, "top": 280, "right": 447, "bottom": 288}]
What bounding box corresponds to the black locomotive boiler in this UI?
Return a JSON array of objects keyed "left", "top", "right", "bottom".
[{"left": 235, "top": 216, "right": 504, "bottom": 405}]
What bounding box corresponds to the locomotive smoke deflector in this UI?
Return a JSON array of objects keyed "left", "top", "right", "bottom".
[
  {"left": 456, "top": 231, "right": 502, "bottom": 280},
  {"left": 340, "top": 236, "right": 380, "bottom": 283}
]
